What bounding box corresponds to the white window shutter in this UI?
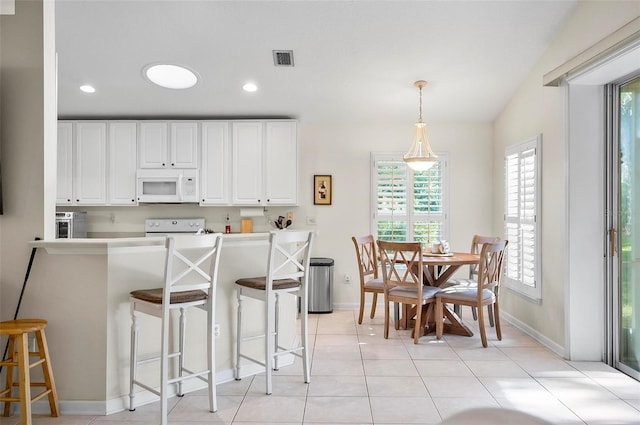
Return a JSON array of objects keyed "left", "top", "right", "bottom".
[
  {"left": 375, "top": 158, "right": 408, "bottom": 240},
  {"left": 371, "top": 153, "right": 448, "bottom": 244},
  {"left": 504, "top": 136, "right": 541, "bottom": 302}
]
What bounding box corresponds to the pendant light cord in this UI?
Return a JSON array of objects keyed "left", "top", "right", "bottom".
[{"left": 418, "top": 85, "right": 423, "bottom": 123}]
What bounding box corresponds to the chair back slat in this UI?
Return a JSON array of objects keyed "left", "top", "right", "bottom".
[
  {"left": 377, "top": 240, "right": 423, "bottom": 289},
  {"left": 477, "top": 240, "right": 508, "bottom": 299},
  {"left": 352, "top": 235, "right": 378, "bottom": 279},
  {"left": 164, "top": 234, "right": 223, "bottom": 297},
  {"left": 469, "top": 235, "right": 500, "bottom": 278},
  {"left": 266, "top": 230, "right": 314, "bottom": 289}
]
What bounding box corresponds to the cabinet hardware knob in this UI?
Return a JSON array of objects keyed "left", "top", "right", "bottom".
[{"left": 171, "top": 163, "right": 175, "bottom": 166}]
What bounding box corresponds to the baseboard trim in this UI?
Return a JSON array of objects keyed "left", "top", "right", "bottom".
[{"left": 500, "top": 310, "right": 565, "bottom": 357}]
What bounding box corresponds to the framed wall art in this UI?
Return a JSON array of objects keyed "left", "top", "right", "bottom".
[{"left": 314, "top": 175, "right": 332, "bottom": 205}]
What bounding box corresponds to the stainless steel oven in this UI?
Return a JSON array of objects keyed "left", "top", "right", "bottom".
[{"left": 55, "top": 211, "right": 88, "bottom": 239}]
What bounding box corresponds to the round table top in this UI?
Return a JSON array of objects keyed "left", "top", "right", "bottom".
[{"left": 422, "top": 252, "right": 480, "bottom": 266}]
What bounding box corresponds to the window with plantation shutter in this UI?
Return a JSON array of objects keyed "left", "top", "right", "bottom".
[
  {"left": 371, "top": 153, "right": 448, "bottom": 246},
  {"left": 504, "top": 135, "right": 541, "bottom": 302}
]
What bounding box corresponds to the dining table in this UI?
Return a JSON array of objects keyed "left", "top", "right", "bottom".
[{"left": 398, "top": 251, "right": 480, "bottom": 337}]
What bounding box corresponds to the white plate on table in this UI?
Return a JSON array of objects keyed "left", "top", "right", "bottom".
[{"left": 424, "top": 252, "right": 454, "bottom": 257}]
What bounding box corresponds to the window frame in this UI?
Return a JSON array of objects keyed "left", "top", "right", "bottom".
[
  {"left": 370, "top": 152, "right": 449, "bottom": 244},
  {"left": 504, "top": 135, "right": 542, "bottom": 302}
]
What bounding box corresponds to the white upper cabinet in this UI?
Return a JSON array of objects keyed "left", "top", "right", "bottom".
[
  {"left": 232, "top": 120, "right": 298, "bottom": 206},
  {"left": 232, "top": 122, "right": 263, "bottom": 205},
  {"left": 138, "top": 122, "right": 167, "bottom": 168},
  {"left": 139, "top": 122, "right": 198, "bottom": 169},
  {"left": 74, "top": 122, "right": 107, "bottom": 205},
  {"left": 108, "top": 122, "right": 138, "bottom": 205},
  {"left": 200, "top": 122, "right": 230, "bottom": 205},
  {"left": 264, "top": 121, "right": 298, "bottom": 205},
  {"left": 171, "top": 122, "right": 199, "bottom": 168},
  {"left": 56, "top": 122, "right": 73, "bottom": 205}
]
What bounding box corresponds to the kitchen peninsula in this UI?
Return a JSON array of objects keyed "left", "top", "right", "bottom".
[{"left": 27, "top": 233, "right": 299, "bottom": 415}]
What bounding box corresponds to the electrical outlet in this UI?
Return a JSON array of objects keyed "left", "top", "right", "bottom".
[
  {"left": 344, "top": 273, "right": 351, "bottom": 283},
  {"left": 306, "top": 216, "right": 317, "bottom": 225},
  {"left": 287, "top": 211, "right": 294, "bottom": 221},
  {"left": 214, "top": 323, "right": 220, "bottom": 337}
]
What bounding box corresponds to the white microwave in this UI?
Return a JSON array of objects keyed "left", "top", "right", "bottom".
[{"left": 136, "top": 169, "right": 198, "bottom": 203}]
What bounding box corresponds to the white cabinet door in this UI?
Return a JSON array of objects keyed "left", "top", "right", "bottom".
[
  {"left": 108, "top": 122, "right": 138, "bottom": 205},
  {"left": 57, "top": 122, "right": 73, "bottom": 205},
  {"left": 200, "top": 122, "right": 230, "bottom": 205},
  {"left": 232, "top": 122, "right": 263, "bottom": 205},
  {"left": 139, "top": 122, "right": 168, "bottom": 168},
  {"left": 264, "top": 121, "right": 297, "bottom": 205},
  {"left": 139, "top": 122, "right": 198, "bottom": 168},
  {"left": 170, "top": 122, "right": 199, "bottom": 168},
  {"left": 74, "top": 122, "right": 107, "bottom": 205}
]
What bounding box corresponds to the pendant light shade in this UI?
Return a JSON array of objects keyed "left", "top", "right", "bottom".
[{"left": 404, "top": 80, "right": 437, "bottom": 171}]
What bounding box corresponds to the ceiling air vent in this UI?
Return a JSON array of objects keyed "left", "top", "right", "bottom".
[{"left": 273, "top": 50, "right": 294, "bottom": 67}]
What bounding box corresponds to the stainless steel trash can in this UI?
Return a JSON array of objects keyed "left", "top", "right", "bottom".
[{"left": 308, "top": 257, "right": 334, "bottom": 313}]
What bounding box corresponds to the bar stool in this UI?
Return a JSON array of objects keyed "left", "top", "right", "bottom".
[
  {"left": 234, "top": 230, "right": 314, "bottom": 395},
  {"left": 0, "top": 318, "right": 59, "bottom": 425},
  {"left": 129, "top": 234, "right": 223, "bottom": 425}
]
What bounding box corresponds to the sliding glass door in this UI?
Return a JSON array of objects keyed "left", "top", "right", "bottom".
[{"left": 613, "top": 75, "right": 640, "bottom": 378}]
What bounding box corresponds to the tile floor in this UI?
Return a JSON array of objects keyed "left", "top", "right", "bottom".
[{"left": 4, "top": 308, "right": 640, "bottom": 424}]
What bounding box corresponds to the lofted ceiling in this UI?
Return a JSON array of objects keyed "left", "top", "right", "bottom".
[{"left": 55, "top": 0, "right": 578, "bottom": 124}]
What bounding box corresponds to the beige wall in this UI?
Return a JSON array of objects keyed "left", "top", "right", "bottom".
[
  {"left": 0, "top": 0, "right": 45, "bottom": 321},
  {"left": 493, "top": 0, "right": 640, "bottom": 350}
]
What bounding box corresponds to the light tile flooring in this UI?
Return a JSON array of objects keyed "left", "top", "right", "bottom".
[{"left": 4, "top": 309, "right": 640, "bottom": 424}]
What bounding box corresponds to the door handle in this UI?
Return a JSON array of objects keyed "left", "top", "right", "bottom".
[{"left": 610, "top": 227, "right": 616, "bottom": 257}]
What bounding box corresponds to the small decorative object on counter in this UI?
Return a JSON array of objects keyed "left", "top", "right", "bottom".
[
  {"left": 225, "top": 214, "right": 231, "bottom": 234},
  {"left": 240, "top": 218, "right": 253, "bottom": 233},
  {"left": 274, "top": 215, "right": 292, "bottom": 229}
]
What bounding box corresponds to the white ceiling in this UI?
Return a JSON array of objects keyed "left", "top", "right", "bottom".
[{"left": 55, "top": 0, "right": 577, "bottom": 124}]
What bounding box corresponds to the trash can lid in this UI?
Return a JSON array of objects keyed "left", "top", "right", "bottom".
[{"left": 310, "top": 257, "right": 334, "bottom": 266}]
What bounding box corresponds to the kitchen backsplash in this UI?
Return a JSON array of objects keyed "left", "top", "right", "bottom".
[{"left": 56, "top": 205, "right": 302, "bottom": 236}]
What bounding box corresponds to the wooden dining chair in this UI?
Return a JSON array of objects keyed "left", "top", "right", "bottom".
[
  {"left": 377, "top": 240, "right": 442, "bottom": 344},
  {"left": 351, "top": 235, "right": 385, "bottom": 324},
  {"left": 436, "top": 240, "right": 508, "bottom": 347},
  {"left": 446, "top": 235, "right": 500, "bottom": 325}
]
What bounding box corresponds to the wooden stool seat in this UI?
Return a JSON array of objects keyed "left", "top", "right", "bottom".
[{"left": 0, "top": 319, "right": 59, "bottom": 425}]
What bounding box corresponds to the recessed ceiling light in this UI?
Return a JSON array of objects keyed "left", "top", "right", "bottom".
[
  {"left": 242, "top": 82, "right": 258, "bottom": 92},
  {"left": 80, "top": 85, "right": 96, "bottom": 93},
  {"left": 144, "top": 64, "right": 198, "bottom": 89}
]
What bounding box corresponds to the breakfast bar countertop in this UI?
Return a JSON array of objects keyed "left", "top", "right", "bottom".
[
  {"left": 29, "top": 232, "right": 272, "bottom": 254},
  {"left": 29, "top": 236, "right": 167, "bottom": 254}
]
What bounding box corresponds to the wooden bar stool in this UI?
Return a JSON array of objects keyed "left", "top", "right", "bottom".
[{"left": 0, "top": 319, "right": 59, "bottom": 425}]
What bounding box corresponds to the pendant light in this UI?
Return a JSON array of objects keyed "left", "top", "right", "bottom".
[{"left": 403, "top": 80, "right": 437, "bottom": 171}]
